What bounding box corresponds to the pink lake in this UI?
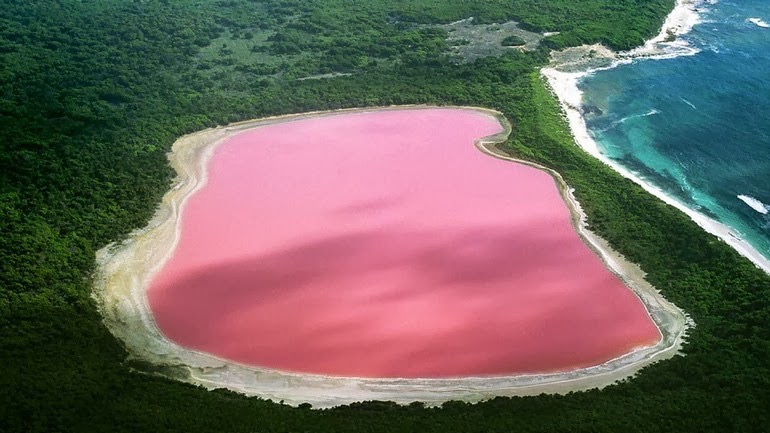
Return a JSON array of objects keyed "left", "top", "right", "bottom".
[{"left": 148, "top": 108, "right": 660, "bottom": 378}]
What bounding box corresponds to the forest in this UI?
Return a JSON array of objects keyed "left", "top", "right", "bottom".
[{"left": 2, "top": 0, "right": 769, "bottom": 432}]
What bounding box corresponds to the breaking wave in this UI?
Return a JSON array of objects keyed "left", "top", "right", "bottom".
[{"left": 738, "top": 195, "right": 769, "bottom": 215}]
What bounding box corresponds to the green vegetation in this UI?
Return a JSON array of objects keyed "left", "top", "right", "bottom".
[
  {"left": 501, "top": 35, "right": 527, "bottom": 46},
  {"left": 4, "top": 0, "right": 770, "bottom": 432}
]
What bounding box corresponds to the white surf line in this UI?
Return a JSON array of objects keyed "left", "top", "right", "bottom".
[{"left": 94, "top": 106, "right": 689, "bottom": 409}]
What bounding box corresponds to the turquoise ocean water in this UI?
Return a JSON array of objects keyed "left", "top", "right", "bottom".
[{"left": 579, "top": 0, "right": 770, "bottom": 261}]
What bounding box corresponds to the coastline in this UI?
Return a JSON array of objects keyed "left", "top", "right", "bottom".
[
  {"left": 94, "top": 105, "right": 689, "bottom": 408},
  {"left": 541, "top": 0, "right": 770, "bottom": 275}
]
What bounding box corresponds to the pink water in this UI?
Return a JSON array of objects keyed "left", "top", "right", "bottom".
[{"left": 148, "top": 108, "right": 660, "bottom": 378}]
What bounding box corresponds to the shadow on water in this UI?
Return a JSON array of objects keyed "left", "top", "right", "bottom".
[{"left": 150, "top": 223, "right": 653, "bottom": 378}]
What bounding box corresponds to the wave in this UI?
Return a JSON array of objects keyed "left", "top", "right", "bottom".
[
  {"left": 737, "top": 195, "right": 769, "bottom": 215},
  {"left": 601, "top": 109, "right": 660, "bottom": 132},
  {"left": 644, "top": 108, "right": 660, "bottom": 117},
  {"left": 680, "top": 98, "right": 697, "bottom": 109},
  {"left": 748, "top": 18, "right": 770, "bottom": 28},
  {"left": 616, "top": 109, "right": 660, "bottom": 124}
]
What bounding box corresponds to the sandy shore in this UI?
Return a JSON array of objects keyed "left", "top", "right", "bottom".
[
  {"left": 94, "top": 105, "right": 689, "bottom": 408},
  {"left": 541, "top": 0, "right": 770, "bottom": 275}
]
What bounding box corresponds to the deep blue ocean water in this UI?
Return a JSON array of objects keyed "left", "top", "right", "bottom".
[{"left": 579, "top": 0, "right": 770, "bottom": 261}]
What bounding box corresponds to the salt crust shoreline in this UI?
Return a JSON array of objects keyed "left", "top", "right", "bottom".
[
  {"left": 94, "top": 105, "right": 689, "bottom": 408},
  {"left": 542, "top": 0, "right": 770, "bottom": 275}
]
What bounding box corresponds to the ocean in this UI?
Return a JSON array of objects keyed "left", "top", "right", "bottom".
[{"left": 577, "top": 0, "right": 770, "bottom": 265}]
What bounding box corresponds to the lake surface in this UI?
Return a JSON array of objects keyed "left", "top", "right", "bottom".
[{"left": 147, "top": 108, "right": 659, "bottom": 378}]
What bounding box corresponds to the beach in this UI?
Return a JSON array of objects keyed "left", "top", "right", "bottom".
[
  {"left": 94, "top": 106, "right": 689, "bottom": 408},
  {"left": 541, "top": 0, "right": 770, "bottom": 275}
]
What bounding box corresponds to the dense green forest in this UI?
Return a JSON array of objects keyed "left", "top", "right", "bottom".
[{"left": 2, "top": 0, "right": 770, "bottom": 431}]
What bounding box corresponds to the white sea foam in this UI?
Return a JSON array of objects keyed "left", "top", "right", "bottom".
[
  {"left": 681, "top": 98, "right": 697, "bottom": 109},
  {"left": 620, "top": 109, "right": 660, "bottom": 122},
  {"left": 738, "top": 195, "right": 769, "bottom": 215},
  {"left": 602, "top": 109, "right": 660, "bottom": 132},
  {"left": 542, "top": 0, "right": 770, "bottom": 274},
  {"left": 748, "top": 18, "right": 770, "bottom": 28}
]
